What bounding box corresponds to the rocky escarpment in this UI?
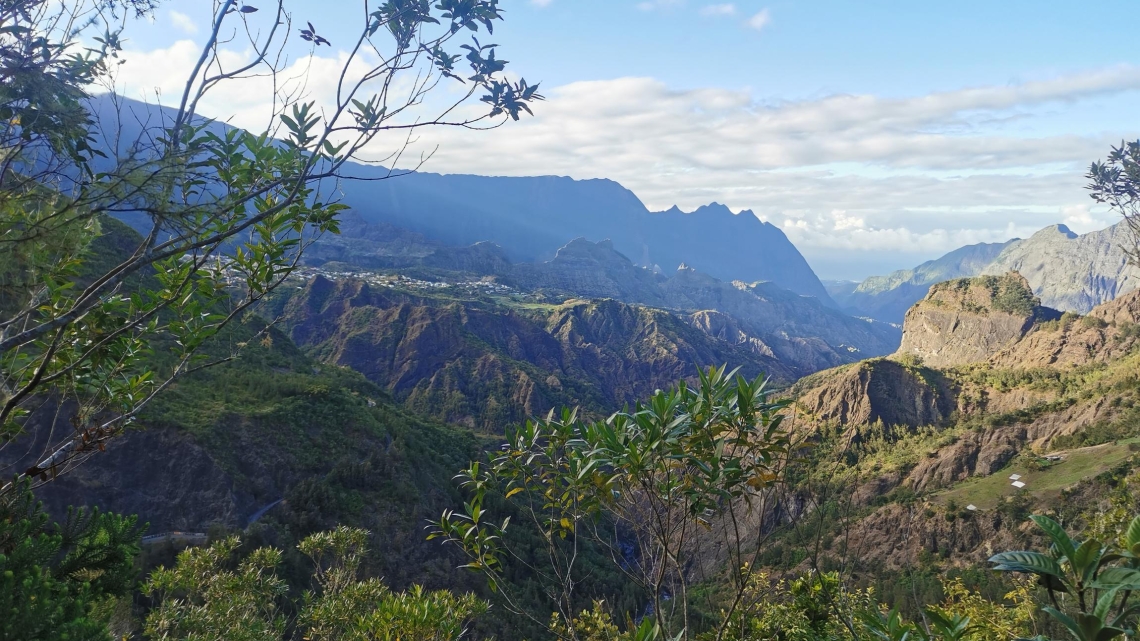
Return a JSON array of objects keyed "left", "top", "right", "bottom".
[
  {"left": 792, "top": 282, "right": 1140, "bottom": 498},
  {"left": 895, "top": 272, "right": 1054, "bottom": 368},
  {"left": 511, "top": 239, "right": 899, "bottom": 368},
  {"left": 308, "top": 231, "right": 901, "bottom": 370},
  {"left": 281, "top": 277, "right": 796, "bottom": 430},
  {"left": 981, "top": 222, "right": 1140, "bottom": 313},
  {"left": 785, "top": 287, "right": 1140, "bottom": 573},
  {"left": 661, "top": 266, "right": 900, "bottom": 372},
  {"left": 988, "top": 288, "right": 1140, "bottom": 369},
  {"left": 792, "top": 359, "right": 956, "bottom": 436}
]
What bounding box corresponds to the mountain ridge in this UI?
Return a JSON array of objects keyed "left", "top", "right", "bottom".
[
  {"left": 837, "top": 221, "right": 1139, "bottom": 322},
  {"left": 332, "top": 165, "right": 835, "bottom": 304}
]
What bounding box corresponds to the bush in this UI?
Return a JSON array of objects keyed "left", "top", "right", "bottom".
[
  {"left": 992, "top": 277, "right": 1038, "bottom": 316},
  {"left": 0, "top": 488, "right": 142, "bottom": 641},
  {"left": 1081, "top": 315, "right": 1109, "bottom": 330},
  {"left": 896, "top": 352, "right": 925, "bottom": 369},
  {"left": 144, "top": 527, "right": 488, "bottom": 641}
]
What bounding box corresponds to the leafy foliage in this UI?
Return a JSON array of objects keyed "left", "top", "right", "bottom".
[
  {"left": 0, "top": 0, "right": 540, "bottom": 498},
  {"left": 0, "top": 485, "right": 142, "bottom": 641},
  {"left": 144, "top": 526, "right": 488, "bottom": 641},
  {"left": 1088, "top": 140, "right": 1140, "bottom": 265},
  {"left": 990, "top": 514, "right": 1140, "bottom": 641},
  {"left": 432, "top": 366, "right": 794, "bottom": 640}
]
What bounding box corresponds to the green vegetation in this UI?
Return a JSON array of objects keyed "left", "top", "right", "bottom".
[
  {"left": 1040, "top": 310, "right": 1081, "bottom": 332},
  {"left": 5, "top": 0, "right": 1140, "bottom": 637},
  {"left": 990, "top": 274, "right": 1039, "bottom": 316},
  {"left": 144, "top": 526, "right": 487, "bottom": 641},
  {"left": 936, "top": 439, "right": 1140, "bottom": 509},
  {"left": 433, "top": 366, "right": 792, "bottom": 640},
  {"left": 0, "top": 0, "right": 540, "bottom": 501},
  {"left": 990, "top": 513, "right": 1140, "bottom": 641},
  {"left": 0, "top": 486, "right": 142, "bottom": 641}
]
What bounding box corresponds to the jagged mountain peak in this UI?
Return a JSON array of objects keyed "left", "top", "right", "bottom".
[
  {"left": 982, "top": 220, "right": 1139, "bottom": 313},
  {"left": 837, "top": 220, "right": 1139, "bottom": 322},
  {"left": 1032, "top": 223, "right": 1078, "bottom": 239}
]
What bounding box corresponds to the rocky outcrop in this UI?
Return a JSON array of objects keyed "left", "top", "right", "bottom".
[
  {"left": 981, "top": 222, "right": 1140, "bottom": 313},
  {"left": 988, "top": 289, "right": 1140, "bottom": 369},
  {"left": 834, "top": 240, "right": 1016, "bottom": 323},
  {"left": 688, "top": 310, "right": 777, "bottom": 359},
  {"left": 895, "top": 273, "right": 1047, "bottom": 368},
  {"left": 511, "top": 238, "right": 668, "bottom": 307},
  {"left": 793, "top": 360, "right": 956, "bottom": 433},
  {"left": 906, "top": 428, "right": 1022, "bottom": 492}
]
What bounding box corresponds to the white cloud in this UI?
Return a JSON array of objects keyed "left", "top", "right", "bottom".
[
  {"left": 530, "top": 0, "right": 554, "bottom": 6},
  {"left": 169, "top": 10, "right": 197, "bottom": 35},
  {"left": 700, "top": 4, "right": 736, "bottom": 16},
  {"left": 103, "top": 40, "right": 1140, "bottom": 278},
  {"left": 747, "top": 8, "right": 771, "bottom": 31}
]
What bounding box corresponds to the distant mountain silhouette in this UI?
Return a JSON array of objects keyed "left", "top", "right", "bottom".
[
  {"left": 86, "top": 95, "right": 832, "bottom": 304},
  {"left": 337, "top": 168, "right": 834, "bottom": 304}
]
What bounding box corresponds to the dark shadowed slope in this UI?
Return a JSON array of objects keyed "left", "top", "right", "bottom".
[{"left": 334, "top": 168, "right": 834, "bottom": 303}]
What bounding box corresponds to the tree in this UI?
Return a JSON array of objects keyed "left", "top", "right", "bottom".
[
  {"left": 990, "top": 514, "right": 1140, "bottom": 641},
  {"left": 431, "top": 366, "right": 795, "bottom": 641},
  {"left": 144, "top": 525, "right": 488, "bottom": 641},
  {"left": 0, "top": 484, "right": 142, "bottom": 641},
  {"left": 1088, "top": 140, "right": 1140, "bottom": 264},
  {"left": 0, "top": 0, "right": 541, "bottom": 498}
]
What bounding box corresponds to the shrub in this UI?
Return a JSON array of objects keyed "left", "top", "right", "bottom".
[
  {"left": 992, "top": 277, "right": 1038, "bottom": 316},
  {"left": 896, "top": 352, "right": 925, "bottom": 369},
  {"left": 144, "top": 527, "right": 487, "bottom": 641},
  {"left": 0, "top": 487, "right": 142, "bottom": 641},
  {"left": 1081, "top": 315, "right": 1109, "bottom": 330}
]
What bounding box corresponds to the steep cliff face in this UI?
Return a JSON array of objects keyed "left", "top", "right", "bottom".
[
  {"left": 280, "top": 277, "right": 795, "bottom": 430},
  {"left": 981, "top": 223, "right": 1140, "bottom": 313},
  {"left": 895, "top": 273, "right": 1047, "bottom": 368},
  {"left": 781, "top": 287, "right": 1140, "bottom": 572},
  {"left": 333, "top": 166, "right": 835, "bottom": 301},
  {"left": 988, "top": 290, "right": 1140, "bottom": 369},
  {"left": 792, "top": 359, "right": 956, "bottom": 433}
]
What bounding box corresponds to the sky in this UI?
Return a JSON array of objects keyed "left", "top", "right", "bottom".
[{"left": 108, "top": 0, "right": 1140, "bottom": 280}]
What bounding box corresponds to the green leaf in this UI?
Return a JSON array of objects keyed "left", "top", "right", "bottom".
[
  {"left": 1073, "top": 538, "right": 1105, "bottom": 583},
  {"left": 989, "top": 551, "right": 1066, "bottom": 579},
  {"left": 1043, "top": 607, "right": 1084, "bottom": 641},
  {"left": 1031, "top": 514, "right": 1078, "bottom": 561},
  {"left": 1091, "top": 567, "right": 1140, "bottom": 591},
  {"left": 1126, "top": 516, "right": 1140, "bottom": 551}
]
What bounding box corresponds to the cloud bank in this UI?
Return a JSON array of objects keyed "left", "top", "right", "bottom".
[{"left": 106, "top": 41, "right": 1138, "bottom": 279}]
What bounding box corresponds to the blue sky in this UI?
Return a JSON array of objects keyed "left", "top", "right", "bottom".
[{"left": 116, "top": 1, "right": 1140, "bottom": 280}]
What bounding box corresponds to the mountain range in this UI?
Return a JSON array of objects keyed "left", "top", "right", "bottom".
[
  {"left": 831, "top": 221, "right": 1140, "bottom": 323},
  {"left": 332, "top": 167, "right": 835, "bottom": 303}
]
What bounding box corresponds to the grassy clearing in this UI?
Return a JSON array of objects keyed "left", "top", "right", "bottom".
[{"left": 933, "top": 437, "right": 1140, "bottom": 509}]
